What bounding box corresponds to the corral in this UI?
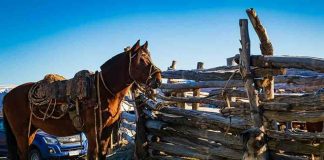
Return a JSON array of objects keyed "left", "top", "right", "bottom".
[{"left": 118, "top": 9, "right": 324, "bottom": 160}]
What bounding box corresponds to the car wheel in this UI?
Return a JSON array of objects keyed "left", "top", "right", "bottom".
[{"left": 28, "top": 149, "right": 42, "bottom": 160}]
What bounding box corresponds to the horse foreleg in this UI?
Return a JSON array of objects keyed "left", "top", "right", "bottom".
[{"left": 85, "top": 129, "right": 100, "bottom": 160}]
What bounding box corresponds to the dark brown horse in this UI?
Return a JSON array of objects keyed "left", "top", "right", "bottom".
[{"left": 3, "top": 40, "right": 162, "bottom": 160}]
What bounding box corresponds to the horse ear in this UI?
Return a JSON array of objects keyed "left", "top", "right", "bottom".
[
  {"left": 131, "top": 40, "right": 140, "bottom": 52},
  {"left": 142, "top": 41, "right": 148, "bottom": 49}
]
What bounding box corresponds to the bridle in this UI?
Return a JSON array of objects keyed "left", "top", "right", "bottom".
[
  {"left": 99, "top": 50, "right": 161, "bottom": 97},
  {"left": 127, "top": 50, "right": 161, "bottom": 92}
]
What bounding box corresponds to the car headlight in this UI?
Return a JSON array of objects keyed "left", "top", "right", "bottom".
[
  {"left": 81, "top": 133, "right": 87, "bottom": 142},
  {"left": 43, "top": 136, "right": 58, "bottom": 144}
]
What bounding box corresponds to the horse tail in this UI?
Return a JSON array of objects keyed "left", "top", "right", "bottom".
[{"left": 3, "top": 96, "right": 19, "bottom": 159}]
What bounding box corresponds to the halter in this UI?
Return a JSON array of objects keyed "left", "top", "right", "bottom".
[
  {"left": 128, "top": 50, "right": 161, "bottom": 91},
  {"left": 99, "top": 49, "right": 161, "bottom": 96}
]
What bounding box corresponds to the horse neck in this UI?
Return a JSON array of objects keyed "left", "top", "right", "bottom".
[{"left": 99, "top": 63, "right": 133, "bottom": 101}]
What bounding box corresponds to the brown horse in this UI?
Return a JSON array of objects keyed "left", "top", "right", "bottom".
[{"left": 3, "top": 40, "right": 162, "bottom": 160}]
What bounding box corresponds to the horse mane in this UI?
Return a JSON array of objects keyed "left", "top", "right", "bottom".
[{"left": 100, "top": 52, "right": 126, "bottom": 71}]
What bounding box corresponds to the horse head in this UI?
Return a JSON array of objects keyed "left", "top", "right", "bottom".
[{"left": 127, "top": 40, "right": 162, "bottom": 89}]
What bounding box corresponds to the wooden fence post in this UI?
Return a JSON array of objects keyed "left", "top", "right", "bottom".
[
  {"left": 246, "top": 8, "right": 277, "bottom": 130},
  {"left": 134, "top": 95, "right": 149, "bottom": 159},
  {"left": 239, "top": 19, "right": 268, "bottom": 159},
  {"left": 192, "top": 62, "right": 204, "bottom": 110},
  {"left": 246, "top": 8, "right": 274, "bottom": 100},
  {"left": 167, "top": 60, "right": 186, "bottom": 109}
]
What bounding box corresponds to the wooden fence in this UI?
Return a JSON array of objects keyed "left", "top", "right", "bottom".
[{"left": 119, "top": 8, "right": 324, "bottom": 160}]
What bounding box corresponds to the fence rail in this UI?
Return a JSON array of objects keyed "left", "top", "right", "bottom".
[{"left": 118, "top": 8, "right": 324, "bottom": 160}]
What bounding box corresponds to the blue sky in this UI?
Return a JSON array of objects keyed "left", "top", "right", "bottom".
[{"left": 1, "top": 0, "right": 324, "bottom": 84}]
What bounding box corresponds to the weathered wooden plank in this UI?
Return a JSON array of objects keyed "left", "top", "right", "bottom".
[
  {"left": 275, "top": 75, "right": 324, "bottom": 86},
  {"left": 150, "top": 142, "right": 223, "bottom": 160},
  {"left": 121, "top": 132, "right": 134, "bottom": 144},
  {"left": 145, "top": 120, "right": 168, "bottom": 130},
  {"left": 167, "top": 125, "right": 242, "bottom": 150},
  {"left": 251, "top": 55, "right": 324, "bottom": 73},
  {"left": 270, "top": 152, "right": 309, "bottom": 160},
  {"left": 156, "top": 94, "right": 250, "bottom": 108},
  {"left": 150, "top": 141, "right": 242, "bottom": 160},
  {"left": 204, "top": 65, "right": 239, "bottom": 72},
  {"left": 159, "top": 106, "right": 250, "bottom": 131},
  {"left": 268, "top": 140, "right": 321, "bottom": 155},
  {"left": 208, "top": 88, "right": 247, "bottom": 99},
  {"left": 162, "top": 69, "right": 242, "bottom": 81},
  {"left": 120, "top": 119, "right": 136, "bottom": 131},
  {"left": 263, "top": 110, "right": 324, "bottom": 123},
  {"left": 162, "top": 75, "right": 324, "bottom": 92},
  {"left": 159, "top": 135, "right": 243, "bottom": 159},
  {"left": 261, "top": 91, "right": 324, "bottom": 111},
  {"left": 121, "top": 112, "right": 136, "bottom": 123},
  {"left": 266, "top": 130, "right": 324, "bottom": 141},
  {"left": 161, "top": 68, "right": 285, "bottom": 81},
  {"left": 220, "top": 107, "right": 250, "bottom": 116},
  {"left": 274, "top": 83, "right": 324, "bottom": 93},
  {"left": 160, "top": 80, "right": 244, "bottom": 90}
]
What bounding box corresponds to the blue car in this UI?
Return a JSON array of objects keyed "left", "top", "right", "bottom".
[{"left": 0, "top": 118, "right": 88, "bottom": 159}]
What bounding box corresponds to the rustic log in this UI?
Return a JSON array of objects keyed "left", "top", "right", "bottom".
[
  {"left": 263, "top": 110, "right": 324, "bottom": 123},
  {"left": 268, "top": 139, "right": 321, "bottom": 155},
  {"left": 150, "top": 142, "right": 223, "bottom": 160},
  {"left": 162, "top": 69, "right": 242, "bottom": 81},
  {"left": 247, "top": 8, "right": 274, "bottom": 100},
  {"left": 148, "top": 128, "right": 221, "bottom": 149},
  {"left": 157, "top": 136, "right": 243, "bottom": 159},
  {"left": 161, "top": 88, "right": 193, "bottom": 95},
  {"left": 270, "top": 152, "right": 309, "bottom": 160},
  {"left": 156, "top": 94, "right": 250, "bottom": 108},
  {"left": 275, "top": 75, "right": 324, "bottom": 86},
  {"left": 261, "top": 91, "right": 324, "bottom": 111},
  {"left": 274, "top": 83, "right": 324, "bottom": 93},
  {"left": 220, "top": 107, "right": 250, "bottom": 116},
  {"left": 121, "top": 132, "right": 134, "bottom": 144},
  {"left": 143, "top": 109, "right": 157, "bottom": 119},
  {"left": 147, "top": 122, "right": 243, "bottom": 151},
  {"left": 162, "top": 68, "right": 285, "bottom": 81},
  {"left": 204, "top": 65, "right": 239, "bottom": 72},
  {"left": 209, "top": 89, "right": 315, "bottom": 102},
  {"left": 208, "top": 88, "right": 247, "bottom": 99},
  {"left": 159, "top": 106, "right": 250, "bottom": 131},
  {"left": 120, "top": 119, "right": 136, "bottom": 131},
  {"left": 266, "top": 130, "right": 324, "bottom": 141},
  {"left": 134, "top": 97, "right": 149, "bottom": 159},
  {"left": 160, "top": 80, "right": 244, "bottom": 90},
  {"left": 239, "top": 19, "right": 263, "bottom": 128},
  {"left": 250, "top": 55, "right": 324, "bottom": 73},
  {"left": 121, "top": 112, "right": 136, "bottom": 123},
  {"left": 167, "top": 125, "right": 242, "bottom": 150},
  {"left": 145, "top": 120, "right": 168, "bottom": 130}
]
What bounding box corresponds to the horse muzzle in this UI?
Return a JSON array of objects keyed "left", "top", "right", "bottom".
[{"left": 148, "top": 73, "right": 162, "bottom": 89}]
